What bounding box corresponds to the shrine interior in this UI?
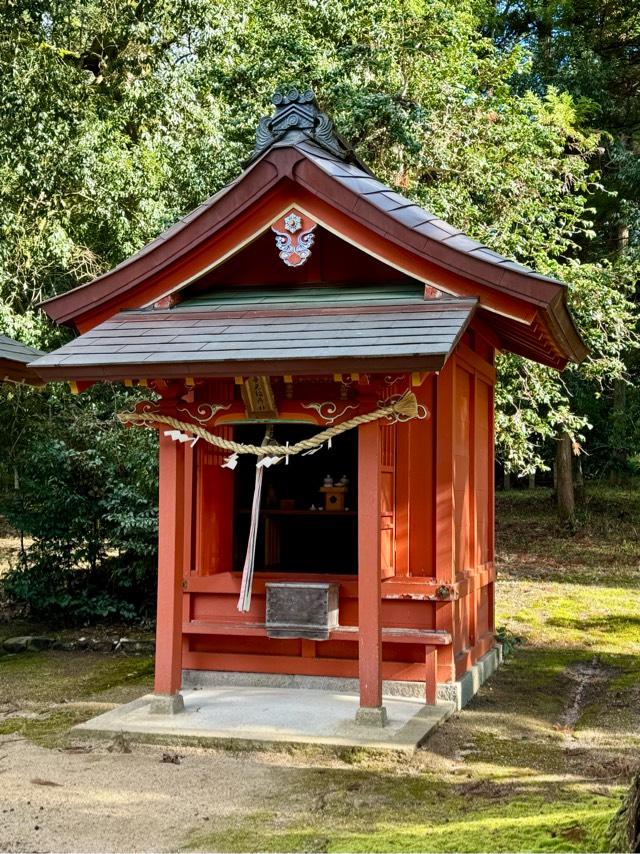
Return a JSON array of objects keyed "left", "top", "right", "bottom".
[{"left": 233, "top": 424, "right": 358, "bottom": 575}]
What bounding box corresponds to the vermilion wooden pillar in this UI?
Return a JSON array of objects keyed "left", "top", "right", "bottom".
[
  {"left": 151, "top": 431, "right": 186, "bottom": 714},
  {"left": 355, "top": 420, "right": 387, "bottom": 727},
  {"left": 434, "top": 359, "right": 456, "bottom": 684}
]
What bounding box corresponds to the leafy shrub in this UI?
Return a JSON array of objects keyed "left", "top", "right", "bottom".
[
  {"left": 1, "top": 384, "right": 158, "bottom": 625},
  {"left": 495, "top": 625, "right": 523, "bottom": 658}
]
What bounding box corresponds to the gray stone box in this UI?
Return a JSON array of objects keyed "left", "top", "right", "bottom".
[{"left": 266, "top": 582, "right": 339, "bottom": 640}]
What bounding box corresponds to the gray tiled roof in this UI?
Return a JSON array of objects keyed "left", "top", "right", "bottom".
[
  {"left": 37, "top": 102, "right": 586, "bottom": 367},
  {"left": 31, "top": 286, "right": 476, "bottom": 377},
  {"left": 44, "top": 140, "right": 559, "bottom": 305},
  {"left": 0, "top": 334, "right": 43, "bottom": 364},
  {"left": 293, "top": 140, "right": 562, "bottom": 286},
  {"left": 177, "top": 284, "right": 434, "bottom": 310}
]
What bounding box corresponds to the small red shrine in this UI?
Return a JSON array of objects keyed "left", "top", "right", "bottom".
[
  {"left": 32, "top": 90, "right": 585, "bottom": 724},
  {"left": 1, "top": 334, "right": 44, "bottom": 385}
]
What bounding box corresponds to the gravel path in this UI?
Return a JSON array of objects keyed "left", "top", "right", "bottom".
[{"left": 0, "top": 734, "right": 277, "bottom": 853}]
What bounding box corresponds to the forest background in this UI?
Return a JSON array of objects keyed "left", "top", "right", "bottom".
[{"left": 1, "top": 0, "right": 638, "bottom": 622}]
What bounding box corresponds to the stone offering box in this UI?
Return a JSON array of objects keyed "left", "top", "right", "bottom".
[{"left": 266, "top": 582, "right": 339, "bottom": 640}]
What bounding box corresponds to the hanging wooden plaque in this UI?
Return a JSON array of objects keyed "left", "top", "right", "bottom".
[{"left": 241, "top": 376, "right": 279, "bottom": 420}]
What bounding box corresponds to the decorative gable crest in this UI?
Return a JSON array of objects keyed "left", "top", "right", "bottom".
[
  {"left": 271, "top": 208, "right": 317, "bottom": 267},
  {"left": 247, "top": 88, "right": 353, "bottom": 164}
]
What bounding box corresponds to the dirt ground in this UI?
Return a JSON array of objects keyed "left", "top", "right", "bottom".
[
  {"left": 0, "top": 735, "right": 279, "bottom": 853},
  {"left": 1, "top": 485, "right": 639, "bottom": 853}
]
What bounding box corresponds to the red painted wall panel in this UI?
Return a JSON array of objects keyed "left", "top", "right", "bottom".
[{"left": 174, "top": 336, "right": 497, "bottom": 687}]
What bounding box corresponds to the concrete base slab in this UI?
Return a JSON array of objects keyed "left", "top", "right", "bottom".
[
  {"left": 438, "top": 645, "right": 503, "bottom": 709},
  {"left": 73, "top": 687, "right": 455, "bottom": 755}
]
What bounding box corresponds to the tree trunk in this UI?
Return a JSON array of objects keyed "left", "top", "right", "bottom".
[
  {"left": 556, "top": 432, "right": 575, "bottom": 522},
  {"left": 573, "top": 455, "right": 585, "bottom": 505},
  {"left": 503, "top": 469, "right": 511, "bottom": 491},
  {"left": 528, "top": 472, "right": 536, "bottom": 489},
  {"left": 616, "top": 222, "right": 629, "bottom": 254},
  {"left": 610, "top": 221, "right": 629, "bottom": 486},
  {"left": 611, "top": 377, "right": 628, "bottom": 483},
  {"left": 607, "top": 770, "right": 640, "bottom": 852}
]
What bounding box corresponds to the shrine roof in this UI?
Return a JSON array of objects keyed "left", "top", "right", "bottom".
[
  {"left": 36, "top": 89, "right": 587, "bottom": 370},
  {"left": 0, "top": 334, "right": 44, "bottom": 383},
  {"left": 31, "top": 285, "right": 476, "bottom": 381}
]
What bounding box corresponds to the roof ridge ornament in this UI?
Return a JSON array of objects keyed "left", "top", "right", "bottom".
[{"left": 247, "top": 88, "right": 355, "bottom": 164}]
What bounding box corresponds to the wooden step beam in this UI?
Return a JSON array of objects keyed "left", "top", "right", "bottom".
[{"left": 182, "top": 621, "right": 451, "bottom": 645}]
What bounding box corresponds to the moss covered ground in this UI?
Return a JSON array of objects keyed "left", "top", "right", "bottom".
[{"left": 1, "top": 484, "right": 639, "bottom": 851}]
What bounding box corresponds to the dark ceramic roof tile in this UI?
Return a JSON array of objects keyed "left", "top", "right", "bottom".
[
  {"left": 469, "top": 247, "right": 506, "bottom": 263},
  {"left": 333, "top": 160, "right": 375, "bottom": 178},
  {"left": 298, "top": 151, "right": 354, "bottom": 177},
  {"left": 414, "top": 220, "right": 462, "bottom": 242},
  {"left": 523, "top": 271, "right": 563, "bottom": 284},
  {"left": 0, "top": 334, "right": 44, "bottom": 364},
  {"left": 294, "top": 140, "right": 339, "bottom": 161},
  {"left": 425, "top": 218, "right": 462, "bottom": 237},
  {"left": 332, "top": 175, "right": 390, "bottom": 195},
  {"left": 377, "top": 191, "right": 417, "bottom": 209},
  {"left": 364, "top": 192, "right": 412, "bottom": 213},
  {"left": 442, "top": 234, "right": 486, "bottom": 253},
  {"left": 31, "top": 285, "right": 475, "bottom": 377},
  {"left": 498, "top": 259, "right": 534, "bottom": 273},
  {"left": 382, "top": 206, "right": 437, "bottom": 229}
]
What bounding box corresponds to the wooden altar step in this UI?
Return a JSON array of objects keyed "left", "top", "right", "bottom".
[{"left": 182, "top": 621, "right": 451, "bottom": 645}]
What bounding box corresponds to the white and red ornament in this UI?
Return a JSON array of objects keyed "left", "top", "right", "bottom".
[{"left": 271, "top": 208, "right": 317, "bottom": 267}]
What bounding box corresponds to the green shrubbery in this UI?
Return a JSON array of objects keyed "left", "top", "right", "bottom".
[{"left": 0, "top": 384, "right": 158, "bottom": 625}]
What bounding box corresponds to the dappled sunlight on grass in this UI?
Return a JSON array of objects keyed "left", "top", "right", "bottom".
[{"left": 496, "top": 485, "right": 640, "bottom": 588}]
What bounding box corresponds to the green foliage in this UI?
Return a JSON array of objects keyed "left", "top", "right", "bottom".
[
  {"left": 486, "top": 0, "right": 640, "bottom": 474},
  {"left": 0, "top": 384, "right": 158, "bottom": 624},
  {"left": 486, "top": 0, "right": 640, "bottom": 252},
  {"left": 494, "top": 625, "right": 523, "bottom": 658}
]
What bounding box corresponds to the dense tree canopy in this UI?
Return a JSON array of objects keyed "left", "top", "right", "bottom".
[{"left": 0, "top": 0, "right": 638, "bottom": 618}]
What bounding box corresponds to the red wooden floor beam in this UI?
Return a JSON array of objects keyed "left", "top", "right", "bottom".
[
  {"left": 355, "top": 420, "right": 387, "bottom": 727},
  {"left": 151, "top": 432, "right": 186, "bottom": 714}
]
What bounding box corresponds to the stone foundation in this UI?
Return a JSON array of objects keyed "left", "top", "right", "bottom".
[{"left": 183, "top": 644, "right": 502, "bottom": 712}]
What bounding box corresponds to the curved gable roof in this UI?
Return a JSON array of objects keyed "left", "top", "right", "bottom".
[{"left": 39, "top": 90, "right": 587, "bottom": 369}]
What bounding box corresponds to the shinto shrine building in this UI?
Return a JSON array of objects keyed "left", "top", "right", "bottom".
[
  {"left": 1, "top": 335, "right": 43, "bottom": 385},
  {"left": 32, "top": 91, "right": 585, "bottom": 730}
]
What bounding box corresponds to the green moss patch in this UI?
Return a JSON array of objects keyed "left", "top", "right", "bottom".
[
  {"left": 185, "top": 776, "right": 620, "bottom": 853},
  {"left": 0, "top": 707, "right": 95, "bottom": 748},
  {"left": 0, "top": 649, "right": 153, "bottom": 705}
]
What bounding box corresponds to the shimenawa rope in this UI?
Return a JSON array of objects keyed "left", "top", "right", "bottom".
[
  {"left": 119, "top": 390, "right": 424, "bottom": 613},
  {"left": 118, "top": 390, "right": 420, "bottom": 458}
]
